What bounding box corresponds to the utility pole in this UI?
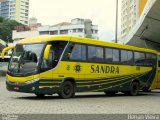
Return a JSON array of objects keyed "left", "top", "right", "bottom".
[{"left": 115, "top": 0, "right": 118, "bottom": 43}]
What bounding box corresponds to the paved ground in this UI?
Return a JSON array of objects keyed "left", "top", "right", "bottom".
[{"left": 0, "top": 77, "right": 160, "bottom": 114}]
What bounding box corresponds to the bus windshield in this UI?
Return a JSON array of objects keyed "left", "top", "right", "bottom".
[{"left": 8, "top": 43, "right": 44, "bottom": 75}]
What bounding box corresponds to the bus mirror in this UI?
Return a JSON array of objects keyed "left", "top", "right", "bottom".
[
  {"left": 44, "top": 44, "right": 52, "bottom": 60},
  {"left": 2, "top": 46, "right": 14, "bottom": 59}
]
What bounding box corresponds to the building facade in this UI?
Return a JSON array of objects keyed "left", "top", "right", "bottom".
[
  {"left": 38, "top": 18, "right": 98, "bottom": 39},
  {"left": 12, "top": 18, "right": 98, "bottom": 43},
  {"left": 121, "top": 0, "right": 147, "bottom": 39},
  {"left": 0, "top": 0, "right": 29, "bottom": 25}
]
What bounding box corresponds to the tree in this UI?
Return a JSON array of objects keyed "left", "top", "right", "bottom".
[
  {"left": 0, "top": 17, "right": 22, "bottom": 43},
  {"left": 85, "top": 34, "right": 93, "bottom": 39}
]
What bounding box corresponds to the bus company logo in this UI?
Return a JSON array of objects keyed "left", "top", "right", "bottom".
[{"left": 74, "top": 64, "right": 82, "bottom": 73}]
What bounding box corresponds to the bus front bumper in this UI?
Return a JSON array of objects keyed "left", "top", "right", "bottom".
[{"left": 6, "top": 79, "right": 39, "bottom": 93}]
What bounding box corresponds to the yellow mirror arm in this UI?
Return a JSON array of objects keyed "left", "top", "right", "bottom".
[
  {"left": 44, "top": 45, "right": 52, "bottom": 60},
  {"left": 1, "top": 46, "right": 15, "bottom": 59}
]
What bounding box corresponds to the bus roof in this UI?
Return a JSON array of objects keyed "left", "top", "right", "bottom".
[{"left": 18, "top": 35, "right": 157, "bottom": 54}]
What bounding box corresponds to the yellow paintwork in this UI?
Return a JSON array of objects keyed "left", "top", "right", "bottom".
[
  {"left": 44, "top": 44, "right": 52, "bottom": 60},
  {"left": 1, "top": 46, "right": 14, "bottom": 59},
  {"left": 138, "top": 0, "right": 147, "bottom": 16},
  {"left": 6, "top": 74, "right": 38, "bottom": 83}
]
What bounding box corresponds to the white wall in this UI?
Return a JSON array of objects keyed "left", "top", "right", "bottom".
[{"left": 12, "top": 30, "right": 39, "bottom": 41}]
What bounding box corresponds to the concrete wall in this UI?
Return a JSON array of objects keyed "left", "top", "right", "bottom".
[{"left": 12, "top": 30, "right": 39, "bottom": 41}]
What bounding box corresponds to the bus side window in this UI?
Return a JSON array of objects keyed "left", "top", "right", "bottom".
[
  {"left": 134, "top": 52, "right": 145, "bottom": 66},
  {"left": 105, "top": 48, "right": 119, "bottom": 63},
  {"left": 121, "top": 50, "right": 133, "bottom": 64},
  {"left": 158, "top": 56, "right": 160, "bottom": 67},
  {"left": 67, "top": 44, "right": 86, "bottom": 61},
  {"left": 88, "top": 46, "right": 104, "bottom": 62},
  {"left": 145, "top": 53, "right": 157, "bottom": 67}
]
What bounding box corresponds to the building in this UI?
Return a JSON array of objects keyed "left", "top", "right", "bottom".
[
  {"left": 12, "top": 17, "right": 40, "bottom": 43},
  {"left": 0, "top": 39, "right": 6, "bottom": 53},
  {"left": 121, "top": 0, "right": 147, "bottom": 40},
  {"left": 12, "top": 18, "right": 98, "bottom": 43},
  {"left": 38, "top": 18, "right": 98, "bottom": 39},
  {"left": 0, "top": 0, "right": 29, "bottom": 25}
]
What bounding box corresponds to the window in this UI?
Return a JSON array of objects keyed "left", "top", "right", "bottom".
[
  {"left": 134, "top": 52, "right": 145, "bottom": 66},
  {"left": 113, "top": 49, "right": 119, "bottom": 62},
  {"left": 68, "top": 44, "right": 86, "bottom": 61},
  {"left": 146, "top": 53, "right": 156, "bottom": 66},
  {"left": 41, "top": 41, "right": 67, "bottom": 71},
  {"left": 39, "top": 31, "right": 49, "bottom": 35},
  {"left": 158, "top": 56, "right": 160, "bottom": 67},
  {"left": 77, "top": 28, "right": 83, "bottom": 32},
  {"left": 60, "top": 30, "right": 68, "bottom": 34},
  {"left": 121, "top": 50, "right": 133, "bottom": 64},
  {"left": 50, "top": 31, "right": 58, "bottom": 35},
  {"left": 105, "top": 48, "right": 119, "bottom": 63},
  {"left": 88, "top": 46, "right": 104, "bottom": 62},
  {"left": 73, "top": 29, "right": 77, "bottom": 33}
]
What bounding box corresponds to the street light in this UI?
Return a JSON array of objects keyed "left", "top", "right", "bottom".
[{"left": 115, "top": 0, "right": 118, "bottom": 43}]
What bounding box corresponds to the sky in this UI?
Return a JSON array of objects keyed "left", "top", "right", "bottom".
[{"left": 29, "top": 0, "right": 121, "bottom": 41}]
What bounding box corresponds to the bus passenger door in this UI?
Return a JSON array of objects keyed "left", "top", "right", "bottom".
[{"left": 39, "top": 49, "right": 54, "bottom": 84}]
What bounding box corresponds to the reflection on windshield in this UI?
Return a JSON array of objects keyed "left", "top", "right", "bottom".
[{"left": 9, "top": 43, "right": 44, "bottom": 74}]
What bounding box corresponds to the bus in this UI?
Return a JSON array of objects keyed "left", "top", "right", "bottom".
[{"left": 2, "top": 35, "right": 158, "bottom": 98}]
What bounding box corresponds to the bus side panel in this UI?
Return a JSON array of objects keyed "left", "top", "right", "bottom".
[
  {"left": 78, "top": 62, "right": 155, "bottom": 92},
  {"left": 54, "top": 61, "right": 154, "bottom": 92}
]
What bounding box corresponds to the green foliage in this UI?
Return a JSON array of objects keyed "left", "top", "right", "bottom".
[
  {"left": 85, "top": 34, "right": 93, "bottom": 39},
  {"left": 0, "top": 16, "right": 22, "bottom": 43}
]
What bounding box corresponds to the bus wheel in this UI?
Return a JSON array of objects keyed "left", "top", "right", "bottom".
[
  {"left": 104, "top": 91, "right": 117, "bottom": 96},
  {"left": 130, "top": 82, "right": 140, "bottom": 96},
  {"left": 59, "top": 81, "right": 75, "bottom": 99},
  {"left": 35, "top": 94, "right": 45, "bottom": 98}
]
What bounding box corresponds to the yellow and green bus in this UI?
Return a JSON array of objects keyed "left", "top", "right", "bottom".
[{"left": 2, "top": 35, "right": 159, "bottom": 98}]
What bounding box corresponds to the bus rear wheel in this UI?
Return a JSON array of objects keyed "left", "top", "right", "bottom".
[
  {"left": 58, "top": 81, "right": 75, "bottom": 99},
  {"left": 126, "top": 82, "right": 139, "bottom": 96}
]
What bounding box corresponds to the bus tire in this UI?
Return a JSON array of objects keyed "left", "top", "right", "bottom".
[
  {"left": 35, "top": 93, "right": 45, "bottom": 98},
  {"left": 59, "top": 81, "right": 75, "bottom": 99},
  {"left": 130, "top": 82, "right": 140, "bottom": 96}
]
